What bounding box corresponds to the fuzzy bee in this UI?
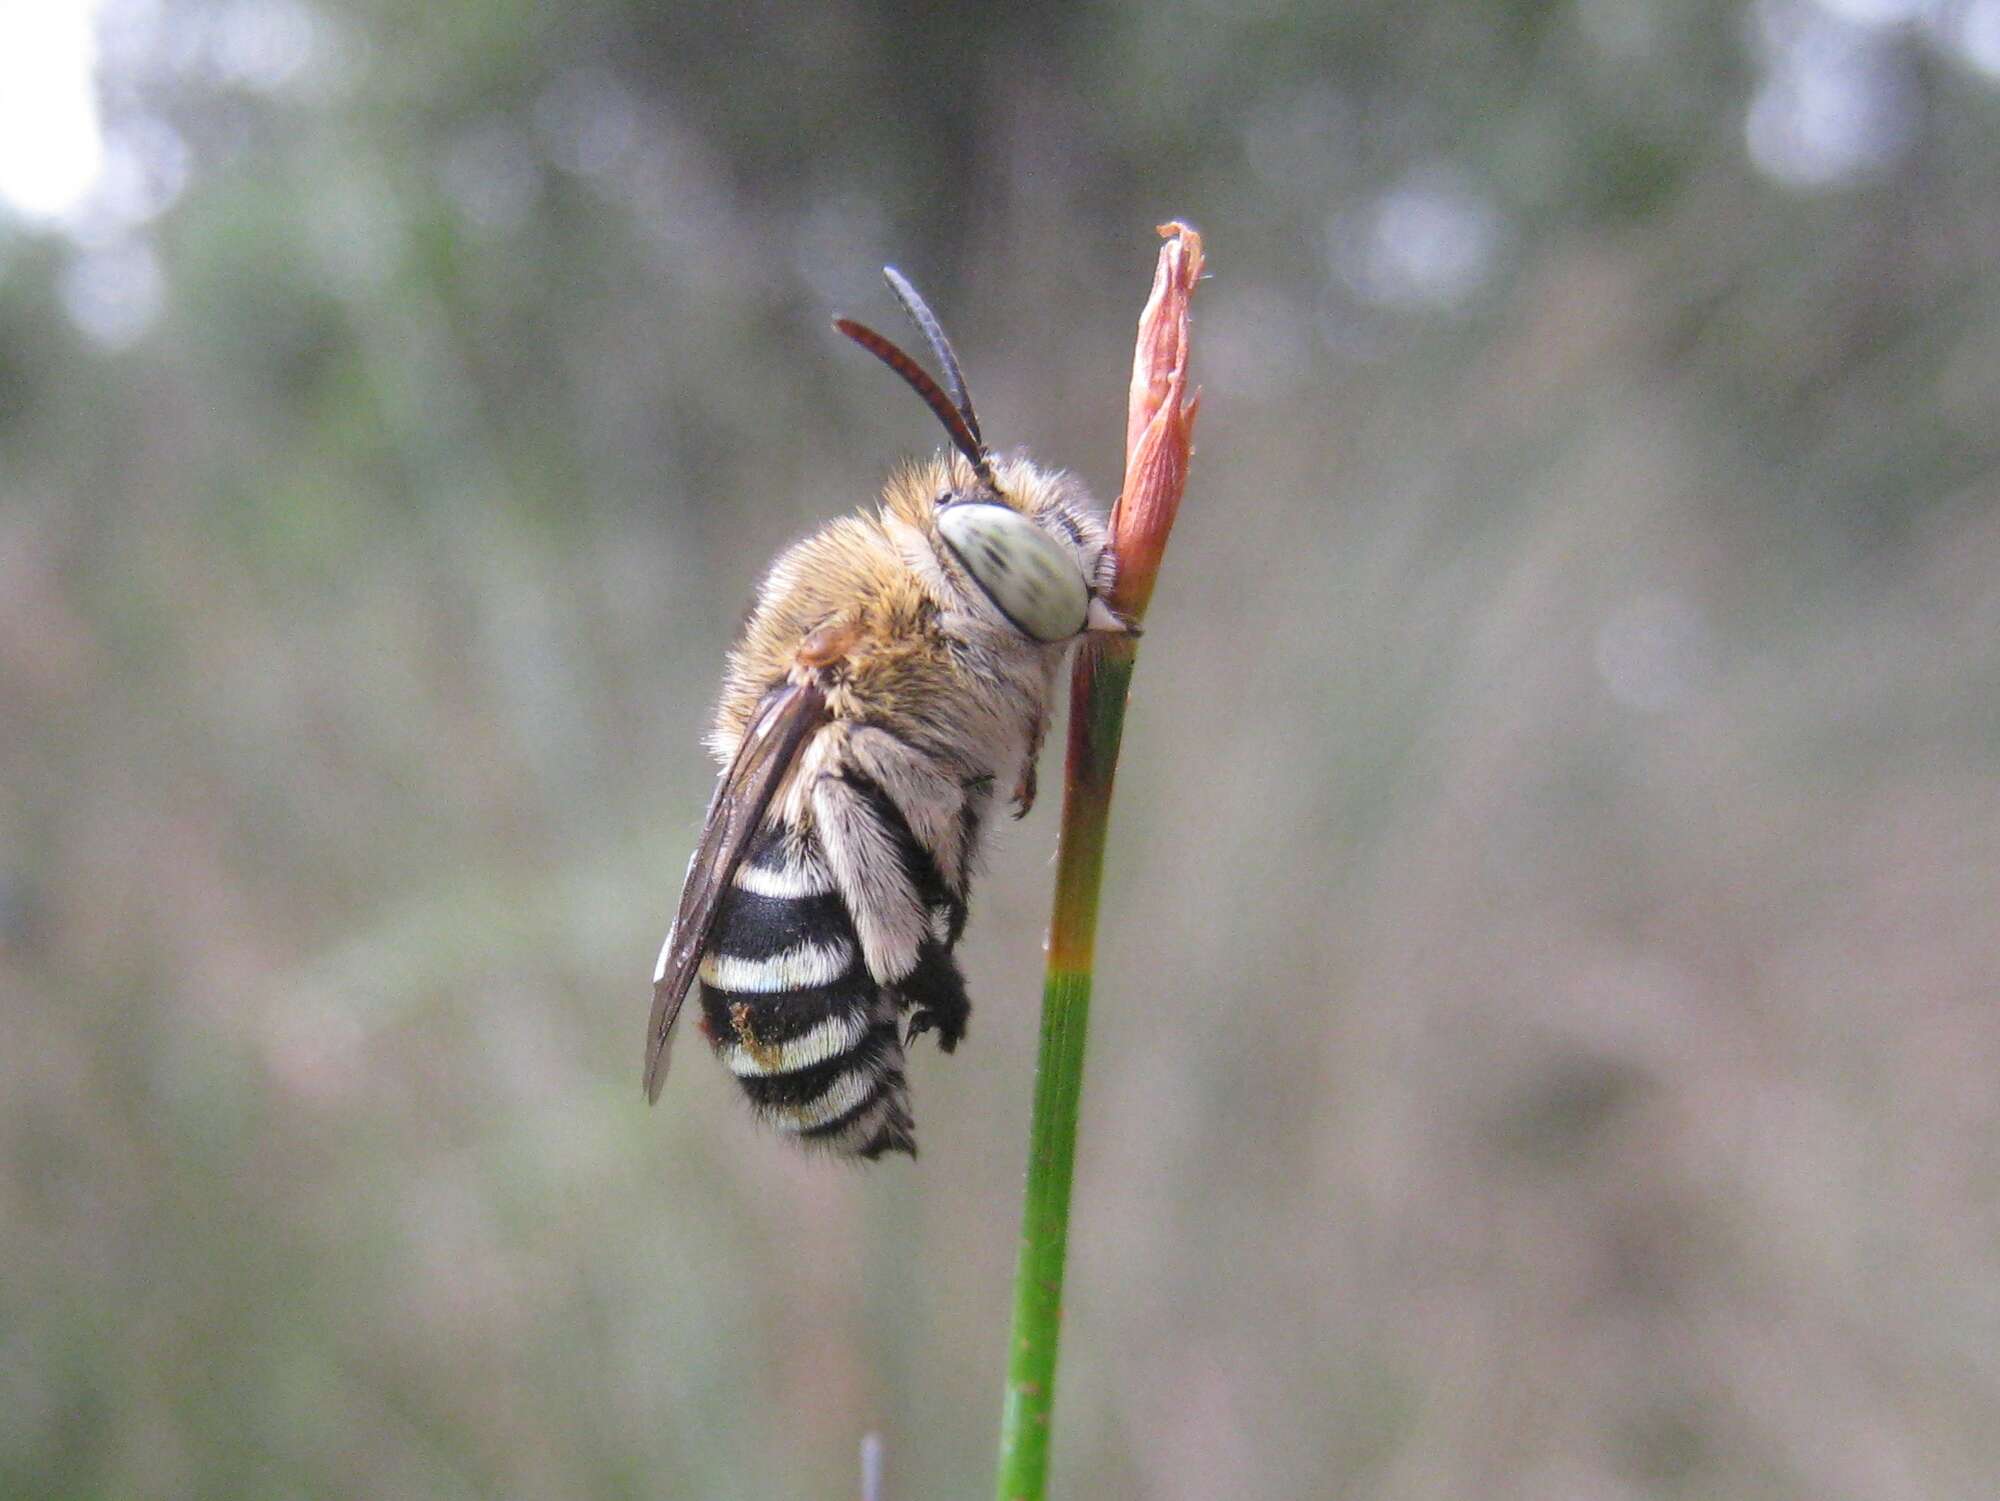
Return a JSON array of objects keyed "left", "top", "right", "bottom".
[{"left": 643, "top": 269, "right": 1126, "bottom": 1159}]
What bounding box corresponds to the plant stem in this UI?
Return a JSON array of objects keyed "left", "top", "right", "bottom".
[{"left": 994, "top": 225, "right": 1203, "bottom": 1501}]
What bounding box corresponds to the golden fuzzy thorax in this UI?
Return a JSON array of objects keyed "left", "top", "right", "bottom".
[{"left": 707, "top": 451, "right": 1112, "bottom": 817}]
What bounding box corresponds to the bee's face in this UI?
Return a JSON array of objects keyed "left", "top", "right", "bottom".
[
  {"left": 936, "top": 499, "right": 1091, "bottom": 641},
  {"left": 883, "top": 453, "right": 1114, "bottom": 646}
]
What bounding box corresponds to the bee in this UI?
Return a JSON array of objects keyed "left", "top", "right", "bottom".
[{"left": 643, "top": 269, "right": 1127, "bottom": 1159}]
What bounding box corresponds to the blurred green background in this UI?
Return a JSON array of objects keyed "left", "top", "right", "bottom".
[{"left": 5, "top": 1, "right": 2000, "bottom": 1497}]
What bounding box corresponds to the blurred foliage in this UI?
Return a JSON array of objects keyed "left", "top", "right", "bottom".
[{"left": 4, "top": 0, "right": 2000, "bottom": 1497}]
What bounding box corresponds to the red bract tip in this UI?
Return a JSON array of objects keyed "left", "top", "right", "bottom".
[{"left": 1109, "top": 222, "right": 1203, "bottom": 624}]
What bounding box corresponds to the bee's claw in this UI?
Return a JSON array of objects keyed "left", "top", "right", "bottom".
[
  {"left": 1011, "top": 763, "right": 1037, "bottom": 819},
  {"left": 904, "top": 1008, "right": 964, "bottom": 1054}
]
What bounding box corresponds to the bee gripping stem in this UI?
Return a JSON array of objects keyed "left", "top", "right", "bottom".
[{"left": 994, "top": 224, "right": 1201, "bottom": 1501}]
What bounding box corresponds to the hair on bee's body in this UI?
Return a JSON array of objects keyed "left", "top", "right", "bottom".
[{"left": 645, "top": 274, "right": 1122, "bottom": 1160}]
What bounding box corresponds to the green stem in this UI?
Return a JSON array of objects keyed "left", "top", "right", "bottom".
[
  {"left": 995, "top": 638, "right": 1137, "bottom": 1501},
  {"left": 992, "top": 221, "right": 1200, "bottom": 1501}
]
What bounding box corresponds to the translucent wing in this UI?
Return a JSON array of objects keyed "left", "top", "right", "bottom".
[{"left": 644, "top": 679, "right": 830, "bottom": 1102}]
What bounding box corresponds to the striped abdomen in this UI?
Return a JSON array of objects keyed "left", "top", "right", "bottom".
[{"left": 697, "top": 826, "right": 919, "bottom": 1158}]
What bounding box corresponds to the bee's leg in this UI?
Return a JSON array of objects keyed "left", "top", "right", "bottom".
[
  {"left": 1011, "top": 761, "right": 1037, "bottom": 820},
  {"left": 821, "top": 730, "right": 975, "bottom": 1052},
  {"left": 815, "top": 770, "right": 930, "bottom": 989},
  {"left": 1011, "top": 708, "right": 1047, "bottom": 819},
  {"left": 900, "top": 941, "right": 970, "bottom": 1053}
]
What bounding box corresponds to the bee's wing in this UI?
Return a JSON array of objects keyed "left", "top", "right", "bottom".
[{"left": 644, "top": 679, "right": 830, "bottom": 1103}]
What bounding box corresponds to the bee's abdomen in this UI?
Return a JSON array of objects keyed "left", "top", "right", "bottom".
[{"left": 696, "top": 837, "right": 916, "bottom": 1158}]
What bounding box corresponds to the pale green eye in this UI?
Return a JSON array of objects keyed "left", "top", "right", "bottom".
[{"left": 936, "top": 502, "right": 1090, "bottom": 642}]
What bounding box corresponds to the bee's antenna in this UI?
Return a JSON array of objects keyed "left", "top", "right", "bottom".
[
  {"left": 882, "top": 267, "right": 982, "bottom": 448},
  {"left": 835, "top": 315, "right": 996, "bottom": 488}
]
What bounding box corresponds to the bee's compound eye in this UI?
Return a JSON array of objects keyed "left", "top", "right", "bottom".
[{"left": 936, "top": 502, "right": 1090, "bottom": 642}]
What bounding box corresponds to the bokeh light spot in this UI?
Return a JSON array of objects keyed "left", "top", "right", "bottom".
[{"left": 0, "top": 1, "right": 107, "bottom": 222}]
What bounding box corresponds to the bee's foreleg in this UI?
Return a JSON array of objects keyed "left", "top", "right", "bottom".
[{"left": 1011, "top": 706, "right": 1047, "bottom": 819}]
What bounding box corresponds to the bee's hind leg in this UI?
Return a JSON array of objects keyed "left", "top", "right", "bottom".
[{"left": 899, "top": 942, "right": 971, "bottom": 1053}]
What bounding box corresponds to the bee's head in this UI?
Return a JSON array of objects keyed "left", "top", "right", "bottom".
[
  {"left": 839, "top": 270, "right": 1125, "bottom": 643},
  {"left": 925, "top": 455, "right": 1120, "bottom": 642}
]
